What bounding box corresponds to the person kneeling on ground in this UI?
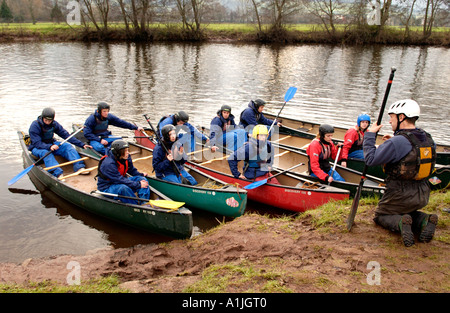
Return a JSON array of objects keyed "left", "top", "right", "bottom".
[{"left": 97, "top": 139, "right": 150, "bottom": 205}]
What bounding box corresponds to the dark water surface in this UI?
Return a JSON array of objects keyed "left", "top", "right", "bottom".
[{"left": 0, "top": 42, "right": 448, "bottom": 263}]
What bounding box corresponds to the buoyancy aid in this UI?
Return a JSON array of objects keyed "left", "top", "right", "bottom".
[
  {"left": 93, "top": 116, "right": 109, "bottom": 134},
  {"left": 384, "top": 129, "right": 436, "bottom": 180},
  {"left": 349, "top": 129, "right": 364, "bottom": 154},
  {"left": 96, "top": 155, "right": 129, "bottom": 180},
  {"left": 307, "top": 139, "right": 333, "bottom": 174},
  {"left": 39, "top": 118, "right": 55, "bottom": 144}
]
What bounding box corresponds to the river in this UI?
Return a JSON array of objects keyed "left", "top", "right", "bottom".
[{"left": 0, "top": 42, "right": 448, "bottom": 263}]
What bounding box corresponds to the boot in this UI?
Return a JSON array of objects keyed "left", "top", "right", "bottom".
[
  {"left": 419, "top": 214, "right": 438, "bottom": 243},
  {"left": 399, "top": 214, "right": 414, "bottom": 247}
]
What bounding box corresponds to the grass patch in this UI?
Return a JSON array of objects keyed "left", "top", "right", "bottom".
[
  {"left": 183, "top": 260, "right": 292, "bottom": 293},
  {"left": 0, "top": 275, "right": 128, "bottom": 293}
]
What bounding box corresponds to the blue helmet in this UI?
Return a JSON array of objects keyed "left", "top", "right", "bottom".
[{"left": 357, "top": 114, "right": 371, "bottom": 127}]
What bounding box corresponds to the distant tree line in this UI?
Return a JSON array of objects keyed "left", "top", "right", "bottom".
[{"left": 1, "top": 0, "right": 449, "bottom": 41}]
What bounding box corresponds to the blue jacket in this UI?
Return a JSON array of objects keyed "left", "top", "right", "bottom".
[
  {"left": 152, "top": 140, "right": 187, "bottom": 179},
  {"left": 84, "top": 111, "right": 137, "bottom": 143},
  {"left": 28, "top": 116, "right": 85, "bottom": 151},
  {"left": 228, "top": 138, "right": 274, "bottom": 179},
  {"left": 97, "top": 148, "right": 143, "bottom": 191},
  {"left": 158, "top": 115, "right": 208, "bottom": 142},
  {"left": 209, "top": 113, "right": 238, "bottom": 147},
  {"left": 239, "top": 100, "right": 276, "bottom": 130}
]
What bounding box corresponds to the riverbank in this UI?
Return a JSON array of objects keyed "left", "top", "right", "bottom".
[
  {"left": 1, "top": 23, "right": 449, "bottom": 46},
  {"left": 0, "top": 189, "right": 448, "bottom": 293}
]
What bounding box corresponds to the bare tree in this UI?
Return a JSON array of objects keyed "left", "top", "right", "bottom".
[
  {"left": 423, "top": 0, "right": 446, "bottom": 37},
  {"left": 304, "top": 0, "right": 346, "bottom": 36}
]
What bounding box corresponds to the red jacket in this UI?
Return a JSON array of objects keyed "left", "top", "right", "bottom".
[
  {"left": 306, "top": 139, "right": 341, "bottom": 181},
  {"left": 342, "top": 126, "right": 364, "bottom": 160}
]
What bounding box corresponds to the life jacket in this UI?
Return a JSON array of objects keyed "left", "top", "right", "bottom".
[
  {"left": 96, "top": 155, "right": 129, "bottom": 180},
  {"left": 308, "top": 139, "right": 332, "bottom": 174},
  {"left": 244, "top": 140, "right": 270, "bottom": 176},
  {"left": 39, "top": 118, "right": 55, "bottom": 144},
  {"left": 349, "top": 128, "right": 364, "bottom": 154},
  {"left": 156, "top": 115, "right": 173, "bottom": 137},
  {"left": 384, "top": 129, "right": 436, "bottom": 181},
  {"left": 93, "top": 115, "right": 109, "bottom": 134}
]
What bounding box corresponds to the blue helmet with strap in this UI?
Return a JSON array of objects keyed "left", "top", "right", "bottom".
[{"left": 357, "top": 114, "right": 371, "bottom": 127}]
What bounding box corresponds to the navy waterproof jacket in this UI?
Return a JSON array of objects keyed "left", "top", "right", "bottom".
[
  {"left": 97, "top": 148, "right": 143, "bottom": 191},
  {"left": 152, "top": 140, "right": 187, "bottom": 179},
  {"left": 28, "top": 116, "right": 85, "bottom": 151},
  {"left": 239, "top": 100, "right": 276, "bottom": 130},
  {"left": 209, "top": 113, "right": 238, "bottom": 147},
  {"left": 84, "top": 110, "right": 137, "bottom": 143}
]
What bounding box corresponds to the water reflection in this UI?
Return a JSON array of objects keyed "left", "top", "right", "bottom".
[{"left": 0, "top": 42, "right": 448, "bottom": 262}]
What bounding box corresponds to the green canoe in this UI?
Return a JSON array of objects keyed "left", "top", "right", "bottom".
[{"left": 17, "top": 131, "right": 193, "bottom": 239}]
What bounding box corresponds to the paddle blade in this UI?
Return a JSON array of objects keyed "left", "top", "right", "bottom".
[
  {"left": 244, "top": 179, "right": 268, "bottom": 190},
  {"left": 8, "top": 164, "right": 34, "bottom": 186},
  {"left": 284, "top": 87, "right": 297, "bottom": 102},
  {"left": 346, "top": 187, "right": 362, "bottom": 231},
  {"left": 148, "top": 200, "right": 185, "bottom": 210}
]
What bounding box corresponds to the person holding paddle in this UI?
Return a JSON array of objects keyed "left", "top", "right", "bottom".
[
  {"left": 84, "top": 102, "right": 144, "bottom": 155},
  {"left": 239, "top": 99, "right": 282, "bottom": 135},
  {"left": 209, "top": 104, "right": 246, "bottom": 152},
  {"left": 306, "top": 124, "right": 345, "bottom": 184},
  {"left": 341, "top": 114, "right": 371, "bottom": 167},
  {"left": 152, "top": 125, "right": 197, "bottom": 185},
  {"left": 96, "top": 139, "right": 150, "bottom": 205},
  {"left": 228, "top": 124, "right": 280, "bottom": 184},
  {"left": 363, "top": 99, "right": 437, "bottom": 247},
  {"left": 28, "top": 108, "right": 92, "bottom": 179}
]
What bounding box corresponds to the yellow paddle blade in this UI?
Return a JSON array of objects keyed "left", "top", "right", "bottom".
[{"left": 147, "top": 200, "right": 185, "bottom": 210}]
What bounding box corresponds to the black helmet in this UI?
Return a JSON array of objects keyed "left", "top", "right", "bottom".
[
  {"left": 110, "top": 139, "right": 129, "bottom": 158},
  {"left": 253, "top": 99, "right": 266, "bottom": 108},
  {"left": 41, "top": 107, "right": 55, "bottom": 120},
  {"left": 319, "top": 124, "right": 334, "bottom": 137},
  {"left": 220, "top": 105, "right": 232, "bottom": 112},
  {"left": 161, "top": 124, "right": 176, "bottom": 142},
  {"left": 97, "top": 102, "right": 110, "bottom": 112},
  {"left": 174, "top": 110, "right": 189, "bottom": 123}
]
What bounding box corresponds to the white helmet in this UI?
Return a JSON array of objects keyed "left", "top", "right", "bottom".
[{"left": 388, "top": 99, "right": 420, "bottom": 118}]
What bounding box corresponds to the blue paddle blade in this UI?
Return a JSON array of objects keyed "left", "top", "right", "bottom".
[
  {"left": 244, "top": 178, "right": 268, "bottom": 190},
  {"left": 284, "top": 87, "right": 297, "bottom": 102},
  {"left": 8, "top": 164, "right": 34, "bottom": 186}
]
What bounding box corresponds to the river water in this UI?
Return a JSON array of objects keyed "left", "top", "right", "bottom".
[{"left": 0, "top": 42, "right": 448, "bottom": 263}]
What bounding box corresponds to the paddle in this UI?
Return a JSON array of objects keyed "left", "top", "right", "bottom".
[
  {"left": 143, "top": 114, "right": 191, "bottom": 185},
  {"left": 268, "top": 87, "right": 298, "bottom": 135},
  {"left": 346, "top": 67, "right": 396, "bottom": 231},
  {"left": 328, "top": 146, "right": 342, "bottom": 185},
  {"left": 94, "top": 191, "right": 185, "bottom": 210},
  {"left": 244, "top": 163, "right": 304, "bottom": 190},
  {"left": 8, "top": 126, "right": 85, "bottom": 186}
]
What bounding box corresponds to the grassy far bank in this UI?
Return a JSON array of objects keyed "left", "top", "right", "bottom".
[
  {"left": 1, "top": 189, "right": 448, "bottom": 293},
  {"left": 1, "top": 22, "right": 449, "bottom": 45}
]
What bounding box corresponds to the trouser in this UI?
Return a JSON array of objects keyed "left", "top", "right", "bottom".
[
  {"left": 100, "top": 176, "right": 150, "bottom": 205},
  {"left": 32, "top": 142, "right": 85, "bottom": 177},
  {"left": 90, "top": 137, "right": 118, "bottom": 155},
  {"left": 311, "top": 168, "right": 345, "bottom": 182},
  {"left": 160, "top": 169, "right": 198, "bottom": 185},
  {"left": 348, "top": 149, "right": 364, "bottom": 159},
  {"left": 374, "top": 211, "right": 429, "bottom": 234}
]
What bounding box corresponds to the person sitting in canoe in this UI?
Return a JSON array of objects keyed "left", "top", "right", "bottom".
[
  {"left": 84, "top": 102, "right": 144, "bottom": 155},
  {"left": 157, "top": 110, "right": 210, "bottom": 154},
  {"left": 210, "top": 104, "right": 246, "bottom": 152},
  {"left": 153, "top": 124, "right": 197, "bottom": 185},
  {"left": 228, "top": 124, "right": 280, "bottom": 184},
  {"left": 28, "top": 107, "right": 92, "bottom": 179},
  {"left": 239, "top": 99, "right": 282, "bottom": 136},
  {"left": 306, "top": 124, "right": 345, "bottom": 184},
  {"left": 341, "top": 114, "right": 371, "bottom": 167},
  {"left": 96, "top": 139, "right": 150, "bottom": 205}
]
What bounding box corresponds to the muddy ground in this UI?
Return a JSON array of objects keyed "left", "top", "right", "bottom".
[{"left": 0, "top": 196, "right": 448, "bottom": 293}]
